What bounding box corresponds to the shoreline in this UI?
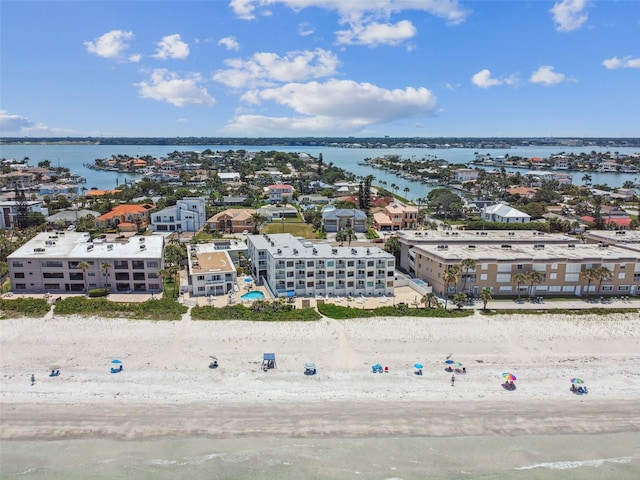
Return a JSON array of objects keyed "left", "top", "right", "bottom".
[{"left": 2, "top": 312, "right": 640, "bottom": 441}]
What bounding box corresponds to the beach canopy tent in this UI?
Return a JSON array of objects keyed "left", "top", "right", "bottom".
[{"left": 263, "top": 353, "right": 277, "bottom": 370}]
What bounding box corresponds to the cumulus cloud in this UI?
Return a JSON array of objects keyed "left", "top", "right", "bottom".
[
  {"left": 84, "top": 30, "right": 139, "bottom": 61},
  {"left": 529, "top": 65, "right": 573, "bottom": 85},
  {"left": 213, "top": 48, "right": 340, "bottom": 89},
  {"left": 135, "top": 69, "right": 216, "bottom": 106},
  {"left": 222, "top": 79, "right": 437, "bottom": 134},
  {"left": 549, "top": 0, "right": 589, "bottom": 32},
  {"left": 230, "top": 1, "right": 468, "bottom": 47},
  {"left": 218, "top": 36, "right": 240, "bottom": 51},
  {"left": 336, "top": 20, "right": 417, "bottom": 47},
  {"left": 602, "top": 56, "right": 640, "bottom": 69},
  {"left": 298, "top": 22, "right": 315, "bottom": 37},
  {"left": 0, "top": 110, "right": 74, "bottom": 136},
  {"left": 153, "top": 34, "right": 190, "bottom": 59},
  {"left": 471, "top": 69, "right": 519, "bottom": 88}
]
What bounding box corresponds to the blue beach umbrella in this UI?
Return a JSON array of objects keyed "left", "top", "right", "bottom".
[
  {"left": 414, "top": 363, "right": 424, "bottom": 369},
  {"left": 111, "top": 359, "right": 122, "bottom": 364}
]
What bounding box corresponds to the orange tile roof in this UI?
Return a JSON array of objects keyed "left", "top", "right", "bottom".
[
  {"left": 97, "top": 203, "right": 155, "bottom": 221},
  {"left": 86, "top": 189, "right": 120, "bottom": 196}
]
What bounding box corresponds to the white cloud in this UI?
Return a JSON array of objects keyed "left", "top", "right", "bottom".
[
  {"left": 153, "top": 34, "right": 190, "bottom": 60},
  {"left": 0, "top": 110, "right": 74, "bottom": 136},
  {"left": 602, "top": 56, "right": 640, "bottom": 69},
  {"left": 128, "top": 54, "right": 142, "bottom": 63},
  {"left": 213, "top": 48, "right": 340, "bottom": 89},
  {"left": 549, "top": 0, "right": 589, "bottom": 32},
  {"left": 471, "top": 69, "right": 519, "bottom": 88},
  {"left": 230, "top": 1, "right": 468, "bottom": 47},
  {"left": 223, "top": 79, "right": 437, "bottom": 134},
  {"left": 176, "top": 118, "right": 188, "bottom": 123},
  {"left": 218, "top": 36, "right": 240, "bottom": 51},
  {"left": 298, "top": 22, "right": 315, "bottom": 37},
  {"left": 135, "top": 69, "right": 216, "bottom": 107},
  {"left": 529, "top": 65, "right": 573, "bottom": 85},
  {"left": 84, "top": 30, "right": 139, "bottom": 61},
  {"left": 336, "top": 20, "right": 417, "bottom": 47}
]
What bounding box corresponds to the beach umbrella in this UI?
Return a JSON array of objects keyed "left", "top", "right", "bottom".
[
  {"left": 49, "top": 364, "right": 61, "bottom": 371},
  {"left": 414, "top": 363, "right": 424, "bottom": 369},
  {"left": 445, "top": 359, "right": 455, "bottom": 365},
  {"left": 502, "top": 372, "right": 517, "bottom": 382},
  {"left": 454, "top": 362, "right": 463, "bottom": 368},
  {"left": 570, "top": 378, "right": 584, "bottom": 384},
  {"left": 111, "top": 359, "right": 122, "bottom": 364},
  {"left": 304, "top": 362, "right": 316, "bottom": 369},
  {"left": 244, "top": 277, "right": 253, "bottom": 283}
]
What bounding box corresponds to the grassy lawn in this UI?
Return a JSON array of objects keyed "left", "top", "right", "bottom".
[{"left": 262, "top": 222, "right": 315, "bottom": 238}]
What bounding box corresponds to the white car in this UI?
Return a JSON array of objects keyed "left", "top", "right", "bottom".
[{"left": 242, "top": 230, "right": 249, "bottom": 235}]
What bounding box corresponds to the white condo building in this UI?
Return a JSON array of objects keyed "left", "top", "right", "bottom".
[
  {"left": 247, "top": 233, "right": 395, "bottom": 298},
  {"left": 8, "top": 232, "right": 164, "bottom": 294}
]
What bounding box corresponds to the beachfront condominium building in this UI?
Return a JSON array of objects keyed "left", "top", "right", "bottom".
[
  {"left": 150, "top": 197, "right": 207, "bottom": 233},
  {"left": 247, "top": 233, "right": 395, "bottom": 298},
  {"left": 410, "top": 242, "right": 639, "bottom": 298},
  {"left": 396, "top": 230, "right": 580, "bottom": 276},
  {"left": 7, "top": 232, "right": 164, "bottom": 294},
  {"left": 186, "top": 242, "right": 239, "bottom": 297}
]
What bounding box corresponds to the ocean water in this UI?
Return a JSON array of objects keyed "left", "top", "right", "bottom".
[
  {"left": 0, "top": 144, "right": 636, "bottom": 191},
  {"left": 2, "top": 433, "right": 639, "bottom": 479}
]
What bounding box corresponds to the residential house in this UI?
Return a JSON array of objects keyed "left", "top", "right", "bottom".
[
  {"left": 207, "top": 208, "right": 256, "bottom": 233},
  {"left": 0, "top": 200, "right": 48, "bottom": 229},
  {"left": 96, "top": 204, "right": 155, "bottom": 230},
  {"left": 452, "top": 168, "right": 480, "bottom": 183},
  {"left": 150, "top": 197, "right": 207, "bottom": 233},
  {"left": 385, "top": 202, "right": 418, "bottom": 230},
  {"left": 266, "top": 183, "right": 294, "bottom": 204},
  {"left": 481, "top": 203, "right": 531, "bottom": 223},
  {"left": 321, "top": 208, "right": 367, "bottom": 233}
]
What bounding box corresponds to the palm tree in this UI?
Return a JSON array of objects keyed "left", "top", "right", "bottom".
[
  {"left": 480, "top": 288, "right": 493, "bottom": 311},
  {"left": 580, "top": 267, "right": 598, "bottom": 300},
  {"left": 527, "top": 270, "right": 543, "bottom": 300},
  {"left": 421, "top": 292, "right": 438, "bottom": 309},
  {"left": 513, "top": 272, "right": 527, "bottom": 301},
  {"left": 581, "top": 174, "right": 592, "bottom": 186},
  {"left": 453, "top": 292, "right": 468, "bottom": 310},
  {"left": 340, "top": 227, "right": 356, "bottom": 247},
  {"left": 249, "top": 212, "right": 266, "bottom": 234},
  {"left": 442, "top": 265, "right": 461, "bottom": 309},
  {"left": 403, "top": 187, "right": 410, "bottom": 199},
  {"left": 460, "top": 258, "right": 476, "bottom": 293},
  {"left": 77, "top": 261, "right": 90, "bottom": 293},
  {"left": 595, "top": 266, "right": 613, "bottom": 298},
  {"left": 101, "top": 262, "right": 111, "bottom": 291}
]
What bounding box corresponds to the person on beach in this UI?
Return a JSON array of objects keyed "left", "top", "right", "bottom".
[
  {"left": 30, "top": 374, "right": 35, "bottom": 386},
  {"left": 451, "top": 374, "right": 455, "bottom": 386}
]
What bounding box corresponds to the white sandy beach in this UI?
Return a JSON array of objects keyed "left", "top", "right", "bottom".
[{"left": 1, "top": 310, "right": 640, "bottom": 440}]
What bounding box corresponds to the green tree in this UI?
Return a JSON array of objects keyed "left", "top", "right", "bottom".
[
  {"left": 101, "top": 262, "right": 111, "bottom": 290},
  {"left": 526, "top": 270, "right": 543, "bottom": 299},
  {"left": 595, "top": 266, "right": 613, "bottom": 297},
  {"left": 480, "top": 288, "right": 493, "bottom": 310},
  {"left": 453, "top": 292, "right": 468, "bottom": 310},
  {"left": 77, "top": 261, "right": 91, "bottom": 293},
  {"left": 514, "top": 272, "right": 527, "bottom": 301},
  {"left": 580, "top": 267, "right": 599, "bottom": 299},
  {"left": 442, "top": 265, "right": 461, "bottom": 309},
  {"left": 383, "top": 235, "right": 401, "bottom": 264},
  {"left": 460, "top": 258, "right": 476, "bottom": 293},
  {"left": 249, "top": 212, "right": 267, "bottom": 234}
]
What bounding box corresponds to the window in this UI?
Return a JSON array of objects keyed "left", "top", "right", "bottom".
[
  {"left": 480, "top": 274, "right": 488, "bottom": 280},
  {"left": 618, "top": 272, "right": 626, "bottom": 280},
  {"left": 14, "top": 272, "right": 25, "bottom": 278},
  {"left": 198, "top": 286, "right": 205, "bottom": 292},
  {"left": 147, "top": 261, "right": 159, "bottom": 268},
  {"left": 43, "top": 272, "right": 64, "bottom": 279},
  {"left": 114, "top": 260, "right": 128, "bottom": 270},
  {"left": 12, "top": 261, "right": 24, "bottom": 267},
  {"left": 197, "top": 275, "right": 204, "bottom": 281},
  {"left": 148, "top": 272, "right": 158, "bottom": 279},
  {"left": 133, "top": 273, "right": 145, "bottom": 281},
  {"left": 44, "top": 283, "right": 60, "bottom": 290},
  {"left": 42, "top": 261, "right": 63, "bottom": 268},
  {"left": 564, "top": 273, "right": 579, "bottom": 282},
  {"left": 601, "top": 285, "right": 613, "bottom": 292},
  {"left": 15, "top": 283, "right": 26, "bottom": 289},
  {"left": 132, "top": 261, "right": 145, "bottom": 270},
  {"left": 148, "top": 284, "right": 160, "bottom": 290},
  {"left": 69, "top": 273, "right": 83, "bottom": 281},
  {"left": 618, "top": 285, "right": 630, "bottom": 291},
  {"left": 115, "top": 273, "right": 129, "bottom": 281},
  {"left": 550, "top": 273, "right": 557, "bottom": 280},
  {"left": 496, "top": 273, "right": 511, "bottom": 283}
]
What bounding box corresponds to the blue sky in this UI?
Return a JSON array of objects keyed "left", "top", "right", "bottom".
[{"left": 1, "top": 0, "right": 639, "bottom": 138}]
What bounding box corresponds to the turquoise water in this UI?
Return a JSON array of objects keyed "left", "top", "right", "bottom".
[
  {"left": 2, "top": 434, "right": 639, "bottom": 479},
  {"left": 241, "top": 291, "right": 266, "bottom": 300}
]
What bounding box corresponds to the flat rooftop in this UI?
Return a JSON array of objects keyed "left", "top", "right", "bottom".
[
  {"left": 397, "top": 229, "right": 576, "bottom": 244},
  {"left": 413, "top": 242, "right": 639, "bottom": 262},
  {"left": 586, "top": 230, "right": 640, "bottom": 244},
  {"left": 9, "top": 231, "right": 164, "bottom": 259},
  {"left": 249, "top": 233, "right": 393, "bottom": 260},
  {"left": 189, "top": 244, "right": 235, "bottom": 273}
]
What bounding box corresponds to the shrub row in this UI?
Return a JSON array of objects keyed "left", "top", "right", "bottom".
[
  {"left": 480, "top": 307, "right": 639, "bottom": 316},
  {"left": 0, "top": 298, "right": 50, "bottom": 318},
  {"left": 192, "top": 303, "right": 322, "bottom": 321},
  {"left": 317, "top": 302, "right": 474, "bottom": 320},
  {"left": 53, "top": 297, "right": 187, "bottom": 320}
]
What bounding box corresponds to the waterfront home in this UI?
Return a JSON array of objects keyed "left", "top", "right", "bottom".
[
  {"left": 266, "top": 183, "right": 294, "bottom": 204},
  {"left": 385, "top": 202, "right": 418, "bottom": 230},
  {"left": 598, "top": 161, "right": 619, "bottom": 172},
  {"left": 96, "top": 203, "right": 155, "bottom": 229},
  {"left": 452, "top": 168, "right": 479, "bottom": 183}
]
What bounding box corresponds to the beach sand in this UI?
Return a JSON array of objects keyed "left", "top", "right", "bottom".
[{"left": 2, "top": 310, "right": 640, "bottom": 440}]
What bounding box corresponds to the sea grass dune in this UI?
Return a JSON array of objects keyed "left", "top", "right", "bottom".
[{"left": 2, "top": 310, "right": 640, "bottom": 439}]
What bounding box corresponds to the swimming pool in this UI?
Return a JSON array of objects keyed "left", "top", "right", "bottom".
[{"left": 240, "top": 291, "right": 266, "bottom": 300}]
